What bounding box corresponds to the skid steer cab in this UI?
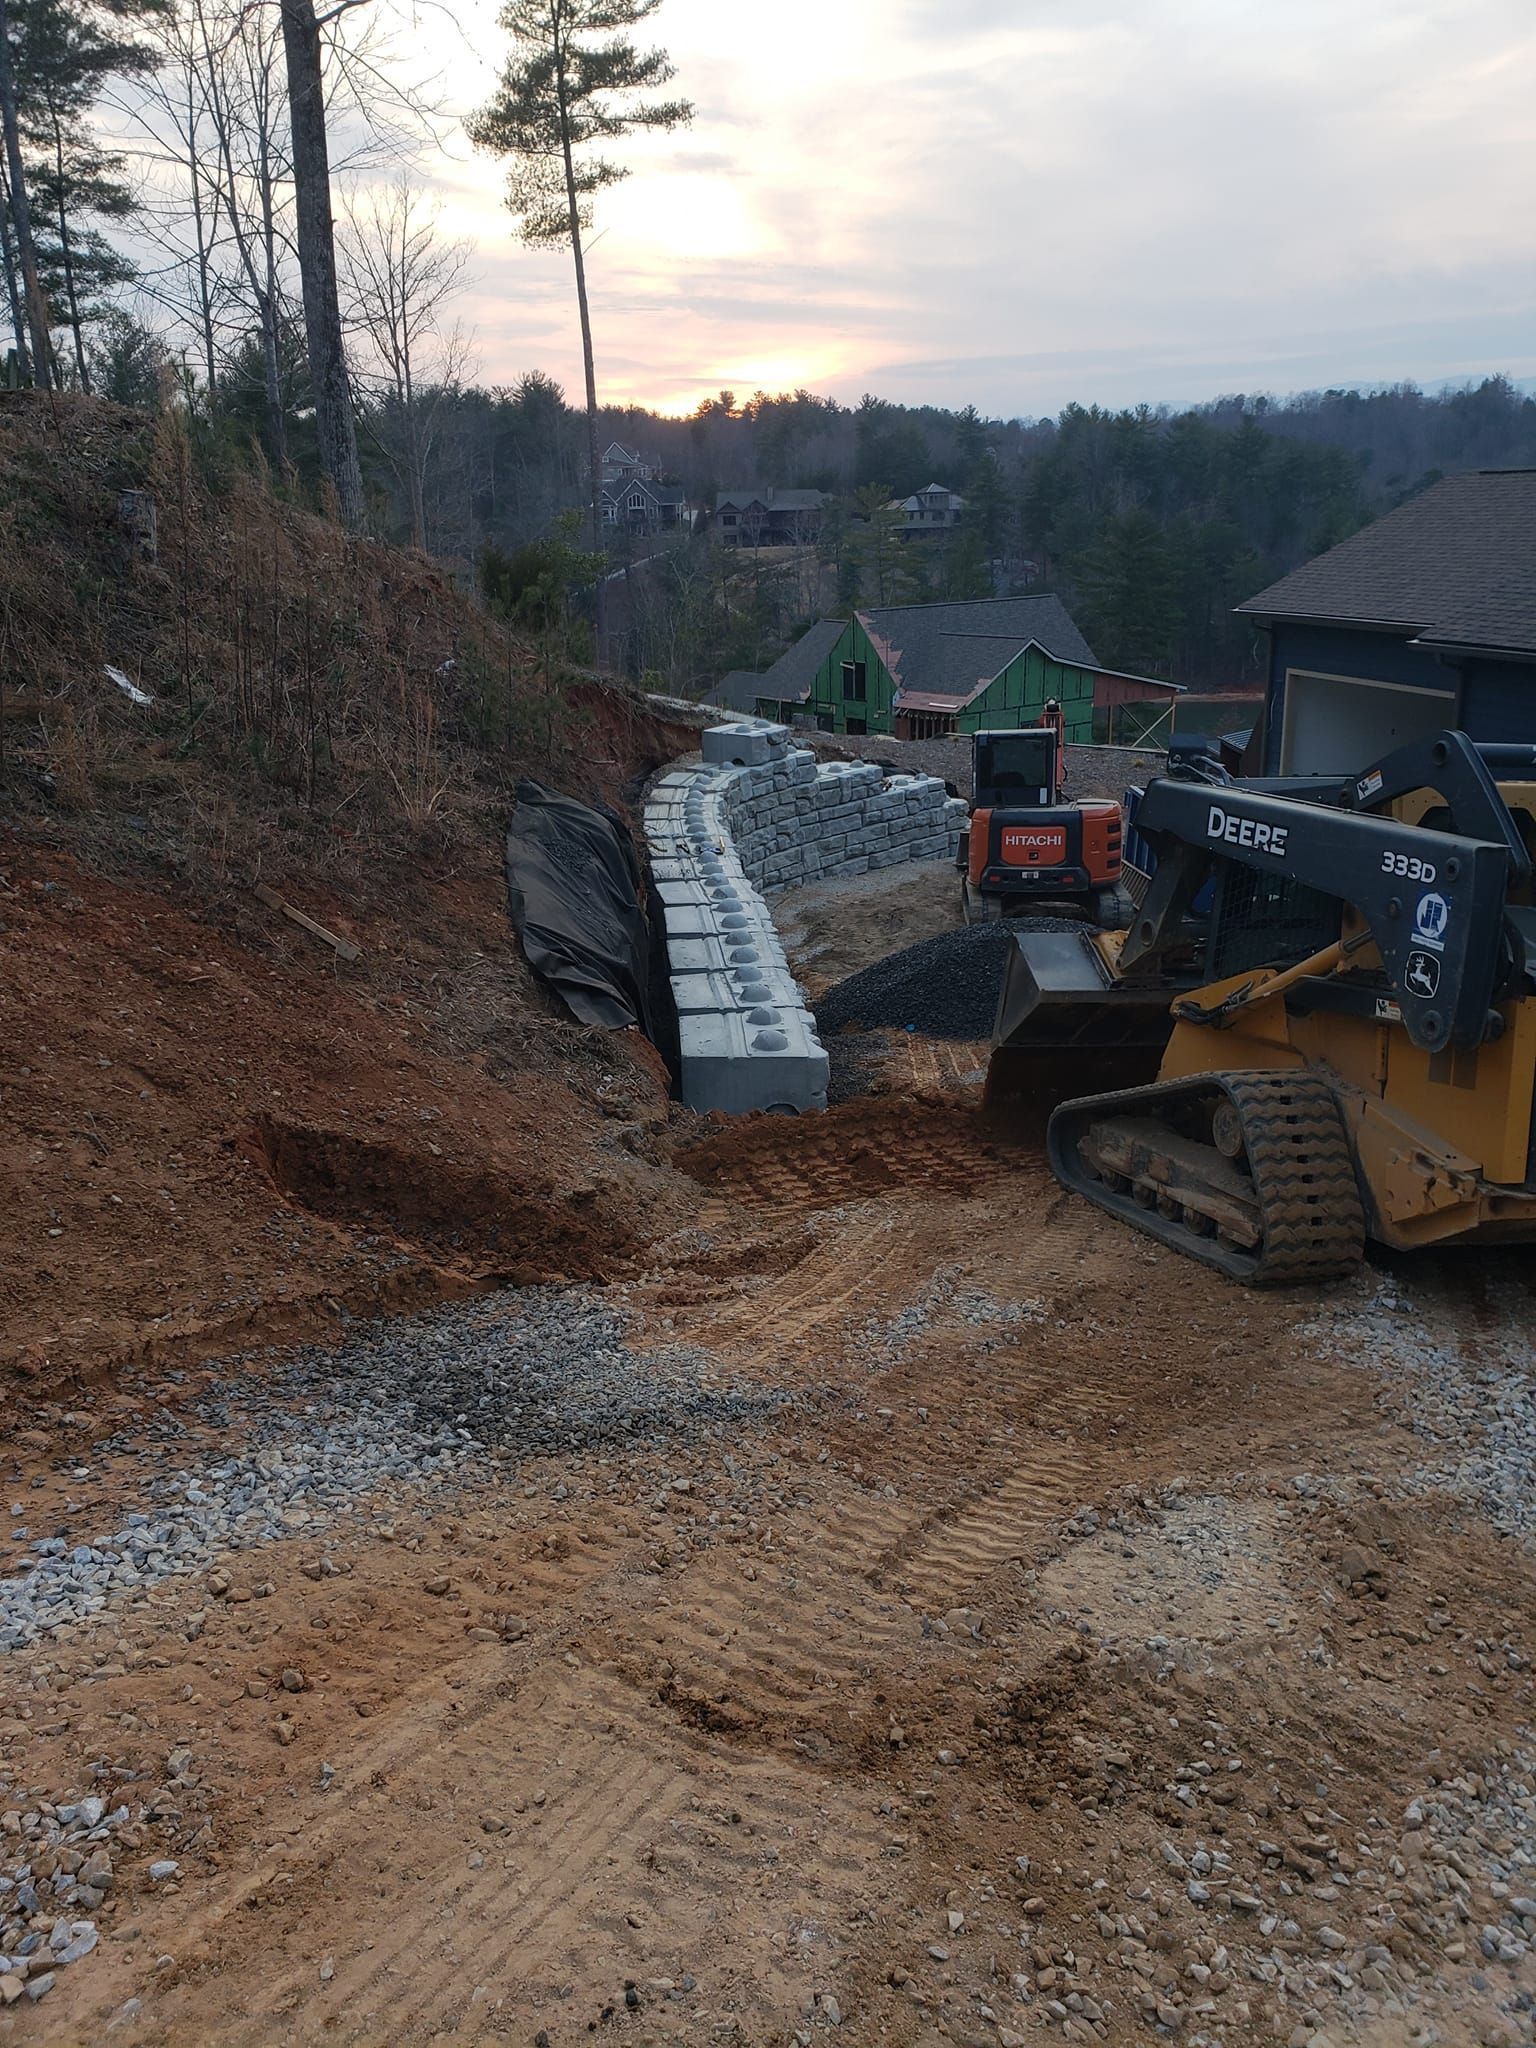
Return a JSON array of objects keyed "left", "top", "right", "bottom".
[{"left": 958, "top": 702, "right": 1122, "bottom": 925}]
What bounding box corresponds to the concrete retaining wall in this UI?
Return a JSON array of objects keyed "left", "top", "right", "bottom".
[{"left": 644, "top": 719, "right": 969, "bottom": 1117}]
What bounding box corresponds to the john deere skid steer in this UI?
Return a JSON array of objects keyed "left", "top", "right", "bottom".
[{"left": 987, "top": 731, "right": 1536, "bottom": 1283}]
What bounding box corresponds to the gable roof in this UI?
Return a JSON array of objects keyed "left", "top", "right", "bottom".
[
  {"left": 704, "top": 669, "right": 774, "bottom": 714},
  {"left": 857, "top": 595, "right": 1098, "bottom": 705},
  {"left": 1237, "top": 469, "right": 1536, "bottom": 658},
  {"left": 603, "top": 441, "right": 640, "bottom": 463},
  {"left": 715, "top": 488, "right": 826, "bottom": 514},
  {"left": 760, "top": 618, "right": 846, "bottom": 701},
  {"left": 602, "top": 476, "right": 659, "bottom": 503},
  {"left": 701, "top": 619, "right": 847, "bottom": 713}
]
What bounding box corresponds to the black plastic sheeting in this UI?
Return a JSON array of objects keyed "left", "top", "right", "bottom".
[{"left": 504, "top": 780, "right": 654, "bottom": 1033}]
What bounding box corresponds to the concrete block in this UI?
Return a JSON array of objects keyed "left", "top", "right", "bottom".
[
  {"left": 667, "top": 930, "right": 788, "bottom": 975},
  {"left": 701, "top": 721, "right": 788, "bottom": 767},
  {"left": 670, "top": 966, "right": 806, "bottom": 1015},
  {"left": 678, "top": 1008, "right": 828, "bottom": 1116},
  {"left": 653, "top": 879, "right": 720, "bottom": 908}
]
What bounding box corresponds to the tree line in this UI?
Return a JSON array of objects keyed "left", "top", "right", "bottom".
[{"left": 4, "top": 0, "right": 1533, "bottom": 692}]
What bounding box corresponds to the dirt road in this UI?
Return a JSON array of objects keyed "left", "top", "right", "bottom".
[{"left": 5, "top": 870, "right": 1536, "bottom": 2048}]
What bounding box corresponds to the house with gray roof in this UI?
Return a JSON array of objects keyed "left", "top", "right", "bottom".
[
  {"left": 781, "top": 595, "right": 1177, "bottom": 741},
  {"left": 1236, "top": 468, "right": 1536, "bottom": 773},
  {"left": 601, "top": 473, "right": 688, "bottom": 533},
  {"left": 890, "top": 482, "right": 966, "bottom": 536},
  {"left": 713, "top": 489, "right": 825, "bottom": 547}
]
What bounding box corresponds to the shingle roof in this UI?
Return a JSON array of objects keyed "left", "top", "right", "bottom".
[
  {"left": 1236, "top": 469, "right": 1536, "bottom": 657},
  {"left": 703, "top": 670, "right": 773, "bottom": 713},
  {"left": 859, "top": 595, "right": 1098, "bottom": 703},
  {"left": 715, "top": 488, "right": 825, "bottom": 513},
  {"left": 702, "top": 618, "right": 848, "bottom": 713}
]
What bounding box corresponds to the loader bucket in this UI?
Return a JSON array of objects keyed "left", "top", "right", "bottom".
[{"left": 982, "top": 927, "right": 1177, "bottom": 1126}]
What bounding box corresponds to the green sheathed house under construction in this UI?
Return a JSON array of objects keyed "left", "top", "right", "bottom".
[{"left": 707, "top": 596, "right": 1177, "bottom": 742}]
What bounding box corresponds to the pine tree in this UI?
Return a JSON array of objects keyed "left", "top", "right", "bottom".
[
  {"left": 1073, "top": 509, "right": 1180, "bottom": 675},
  {"left": 1, "top": 0, "right": 157, "bottom": 386},
  {"left": 470, "top": 0, "right": 691, "bottom": 580}
]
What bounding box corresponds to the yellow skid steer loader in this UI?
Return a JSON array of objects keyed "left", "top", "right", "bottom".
[{"left": 987, "top": 732, "right": 1536, "bottom": 1282}]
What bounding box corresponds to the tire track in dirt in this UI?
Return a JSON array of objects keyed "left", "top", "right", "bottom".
[
  {"left": 640, "top": 1503, "right": 924, "bottom": 1724},
  {"left": 677, "top": 1095, "right": 1042, "bottom": 1216},
  {"left": 687, "top": 1210, "right": 929, "bottom": 1357},
  {"left": 191, "top": 1665, "right": 899, "bottom": 2046}
]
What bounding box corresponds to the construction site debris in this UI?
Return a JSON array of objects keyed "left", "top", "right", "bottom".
[
  {"left": 251, "top": 882, "right": 363, "bottom": 964},
  {"left": 0, "top": 1288, "right": 791, "bottom": 1653}
]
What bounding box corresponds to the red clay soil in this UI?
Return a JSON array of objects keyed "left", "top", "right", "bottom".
[{"left": 0, "top": 835, "right": 689, "bottom": 1418}]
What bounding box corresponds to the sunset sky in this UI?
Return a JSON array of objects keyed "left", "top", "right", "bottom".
[{"left": 406, "top": 0, "right": 1534, "bottom": 417}]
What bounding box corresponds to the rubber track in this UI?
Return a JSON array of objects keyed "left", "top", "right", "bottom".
[
  {"left": 1048, "top": 1068, "right": 1365, "bottom": 1286},
  {"left": 1223, "top": 1072, "right": 1365, "bottom": 1283}
]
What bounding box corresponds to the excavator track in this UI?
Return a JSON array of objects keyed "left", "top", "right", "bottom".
[{"left": 1046, "top": 1069, "right": 1366, "bottom": 1285}]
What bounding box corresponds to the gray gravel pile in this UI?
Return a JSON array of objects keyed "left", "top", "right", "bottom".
[
  {"left": 1, "top": 1288, "right": 791, "bottom": 1653},
  {"left": 1302, "top": 1276, "right": 1536, "bottom": 1542},
  {"left": 1409, "top": 1751, "right": 1536, "bottom": 1963},
  {"left": 1, "top": 1399, "right": 469, "bottom": 1653},
  {"left": 816, "top": 920, "right": 1086, "bottom": 1041},
  {"left": 0, "top": 1792, "right": 140, "bottom": 2002},
  {"left": 313, "top": 1288, "right": 790, "bottom": 1454}
]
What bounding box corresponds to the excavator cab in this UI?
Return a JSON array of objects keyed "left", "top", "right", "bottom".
[
  {"left": 973, "top": 726, "right": 1061, "bottom": 808},
  {"left": 961, "top": 702, "right": 1123, "bottom": 926}
]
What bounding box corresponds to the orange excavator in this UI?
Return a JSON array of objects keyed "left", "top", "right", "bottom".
[{"left": 958, "top": 700, "right": 1123, "bottom": 925}]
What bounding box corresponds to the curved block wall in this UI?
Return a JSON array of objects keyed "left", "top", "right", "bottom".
[{"left": 645, "top": 720, "right": 969, "bottom": 1116}]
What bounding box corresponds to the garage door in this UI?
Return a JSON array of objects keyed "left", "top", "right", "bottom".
[{"left": 1279, "top": 670, "right": 1457, "bottom": 775}]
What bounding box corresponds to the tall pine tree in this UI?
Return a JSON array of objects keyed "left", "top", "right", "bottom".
[
  {"left": 1, "top": 0, "right": 158, "bottom": 386},
  {"left": 470, "top": 0, "right": 691, "bottom": 571}
]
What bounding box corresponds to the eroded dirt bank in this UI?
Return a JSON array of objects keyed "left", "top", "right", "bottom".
[{"left": 0, "top": 839, "right": 687, "bottom": 1406}]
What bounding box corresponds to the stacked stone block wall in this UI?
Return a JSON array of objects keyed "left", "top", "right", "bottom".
[{"left": 644, "top": 720, "right": 969, "bottom": 1117}]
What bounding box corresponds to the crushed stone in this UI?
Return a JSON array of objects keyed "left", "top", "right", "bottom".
[{"left": 815, "top": 920, "right": 1089, "bottom": 1041}]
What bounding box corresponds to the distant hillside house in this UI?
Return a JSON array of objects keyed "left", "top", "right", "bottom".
[
  {"left": 601, "top": 475, "right": 688, "bottom": 533},
  {"left": 714, "top": 488, "right": 825, "bottom": 548},
  {"left": 601, "top": 441, "right": 655, "bottom": 484},
  {"left": 1237, "top": 468, "right": 1536, "bottom": 773},
  {"left": 890, "top": 482, "right": 965, "bottom": 536},
  {"left": 785, "top": 596, "right": 1179, "bottom": 741}
]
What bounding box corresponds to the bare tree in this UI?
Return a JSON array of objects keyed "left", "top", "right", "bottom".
[
  {"left": 116, "top": 3, "right": 227, "bottom": 397},
  {"left": 278, "top": 0, "right": 362, "bottom": 522},
  {"left": 341, "top": 175, "right": 470, "bottom": 548},
  {"left": 198, "top": 0, "right": 291, "bottom": 458}
]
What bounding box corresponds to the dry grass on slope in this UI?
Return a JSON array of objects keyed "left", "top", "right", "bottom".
[{"left": 0, "top": 391, "right": 672, "bottom": 892}]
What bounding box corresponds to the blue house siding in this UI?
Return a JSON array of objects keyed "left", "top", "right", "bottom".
[
  {"left": 1261, "top": 622, "right": 1536, "bottom": 771},
  {"left": 1262, "top": 623, "right": 1463, "bottom": 772},
  {"left": 1458, "top": 660, "right": 1536, "bottom": 742}
]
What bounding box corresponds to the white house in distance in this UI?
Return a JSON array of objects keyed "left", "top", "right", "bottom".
[
  {"left": 601, "top": 475, "right": 689, "bottom": 533},
  {"left": 600, "top": 442, "right": 655, "bottom": 485},
  {"left": 598, "top": 443, "right": 689, "bottom": 533},
  {"left": 891, "top": 482, "right": 966, "bottom": 536}
]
